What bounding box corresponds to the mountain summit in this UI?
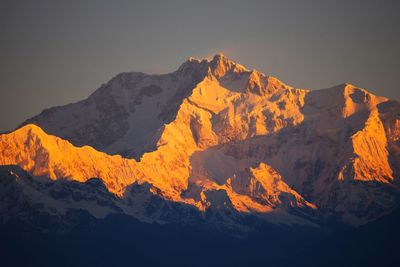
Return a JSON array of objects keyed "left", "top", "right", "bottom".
[{"left": 1, "top": 55, "right": 400, "bottom": 230}]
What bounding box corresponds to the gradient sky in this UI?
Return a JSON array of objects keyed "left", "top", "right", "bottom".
[{"left": 0, "top": 0, "right": 399, "bottom": 132}]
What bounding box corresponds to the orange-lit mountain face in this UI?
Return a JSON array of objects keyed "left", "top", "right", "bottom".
[{"left": 1, "top": 54, "right": 400, "bottom": 229}]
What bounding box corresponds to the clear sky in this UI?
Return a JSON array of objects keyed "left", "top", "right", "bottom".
[{"left": 0, "top": 0, "right": 399, "bottom": 132}]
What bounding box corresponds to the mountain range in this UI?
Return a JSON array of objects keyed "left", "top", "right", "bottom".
[{"left": 1, "top": 54, "right": 400, "bottom": 266}]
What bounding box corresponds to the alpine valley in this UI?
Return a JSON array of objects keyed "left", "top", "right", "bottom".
[{"left": 1, "top": 54, "right": 400, "bottom": 267}]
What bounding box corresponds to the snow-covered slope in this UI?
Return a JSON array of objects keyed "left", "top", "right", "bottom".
[
  {"left": 1, "top": 54, "right": 400, "bottom": 229},
  {"left": 22, "top": 57, "right": 216, "bottom": 159}
]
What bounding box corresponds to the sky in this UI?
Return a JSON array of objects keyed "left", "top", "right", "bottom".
[{"left": 0, "top": 0, "right": 399, "bottom": 132}]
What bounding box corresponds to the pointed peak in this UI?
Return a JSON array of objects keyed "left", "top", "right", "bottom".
[
  {"left": 211, "top": 53, "right": 227, "bottom": 61},
  {"left": 209, "top": 54, "right": 248, "bottom": 77},
  {"left": 177, "top": 54, "right": 249, "bottom": 78},
  {"left": 184, "top": 53, "right": 229, "bottom": 63},
  {"left": 210, "top": 53, "right": 237, "bottom": 66}
]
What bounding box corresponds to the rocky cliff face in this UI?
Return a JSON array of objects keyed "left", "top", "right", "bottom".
[{"left": 1, "top": 54, "right": 400, "bottom": 229}]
